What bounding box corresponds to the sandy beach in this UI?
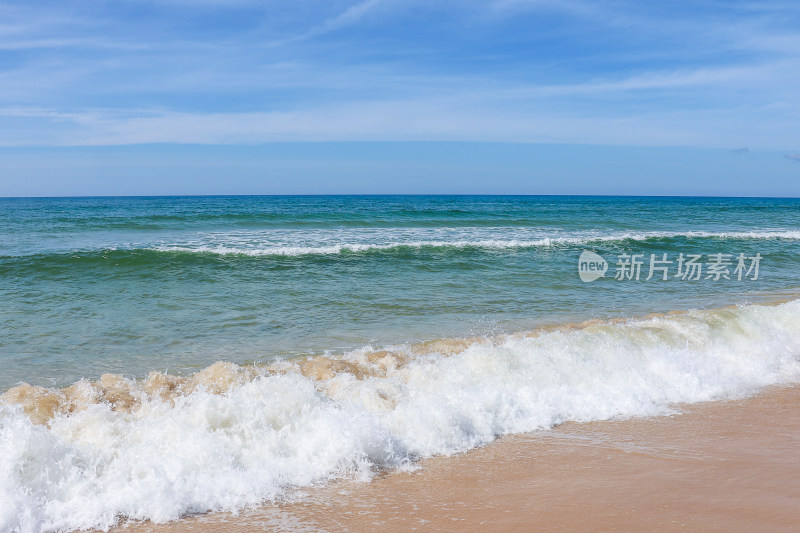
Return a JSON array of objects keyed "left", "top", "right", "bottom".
[{"left": 118, "top": 384, "right": 800, "bottom": 533}]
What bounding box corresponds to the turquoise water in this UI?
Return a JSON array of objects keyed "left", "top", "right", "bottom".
[
  {"left": 4, "top": 195, "right": 800, "bottom": 533},
  {"left": 1, "top": 195, "right": 798, "bottom": 389}
]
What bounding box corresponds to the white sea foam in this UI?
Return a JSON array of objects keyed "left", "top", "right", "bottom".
[
  {"left": 149, "top": 230, "right": 800, "bottom": 256},
  {"left": 3, "top": 300, "right": 800, "bottom": 532}
]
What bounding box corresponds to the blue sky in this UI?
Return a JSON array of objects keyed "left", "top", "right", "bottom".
[{"left": 1, "top": 0, "right": 799, "bottom": 195}]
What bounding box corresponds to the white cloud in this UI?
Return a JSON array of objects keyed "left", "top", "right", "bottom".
[
  {"left": 500, "top": 64, "right": 774, "bottom": 98},
  {"left": 0, "top": 1, "right": 799, "bottom": 151},
  {"left": 270, "top": 0, "right": 385, "bottom": 46},
  {"left": 0, "top": 91, "right": 796, "bottom": 151},
  {"left": 489, "top": 0, "right": 597, "bottom": 17},
  {"left": 0, "top": 38, "right": 149, "bottom": 50}
]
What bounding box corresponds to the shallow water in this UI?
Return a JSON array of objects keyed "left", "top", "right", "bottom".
[{"left": 1, "top": 195, "right": 798, "bottom": 388}]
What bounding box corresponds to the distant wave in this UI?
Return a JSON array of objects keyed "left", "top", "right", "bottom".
[
  {"left": 3, "top": 299, "right": 800, "bottom": 532},
  {"left": 150, "top": 230, "right": 800, "bottom": 257},
  {"left": 2, "top": 230, "right": 798, "bottom": 260}
]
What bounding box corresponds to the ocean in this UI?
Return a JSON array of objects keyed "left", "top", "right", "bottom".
[{"left": 2, "top": 195, "right": 800, "bottom": 532}]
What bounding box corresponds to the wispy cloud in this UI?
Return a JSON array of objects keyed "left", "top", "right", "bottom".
[
  {"left": 489, "top": 0, "right": 599, "bottom": 18},
  {"left": 269, "top": 0, "right": 384, "bottom": 46},
  {"left": 786, "top": 153, "right": 800, "bottom": 163},
  {"left": 0, "top": 93, "right": 794, "bottom": 150},
  {"left": 315, "top": 0, "right": 384, "bottom": 34},
  {"left": 0, "top": 38, "right": 150, "bottom": 50},
  {"left": 0, "top": 1, "right": 799, "bottom": 150},
  {"left": 499, "top": 63, "right": 783, "bottom": 98}
]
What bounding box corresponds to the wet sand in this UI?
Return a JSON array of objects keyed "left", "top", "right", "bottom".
[{"left": 121, "top": 384, "right": 800, "bottom": 533}]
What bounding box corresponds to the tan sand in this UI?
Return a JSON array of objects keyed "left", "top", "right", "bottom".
[{"left": 120, "top": 384, "right": 800, "bottom": 533}]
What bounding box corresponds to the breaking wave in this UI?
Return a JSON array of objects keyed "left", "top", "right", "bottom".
[
  {"left": 2, "top": 299, "right": 800, "bottom": 532},
  {"left": 148, "top": 230, "right": 800, "bottom": 257},
  {"left": 4, "top": 229, "right": 799, "bottom": 261}
]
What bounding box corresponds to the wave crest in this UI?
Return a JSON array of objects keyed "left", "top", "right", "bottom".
[
  {"left": 150, "top": 230, "right": 800, "bottom": 257},
  {"left": 3, "top": 300, "right": 800, "bottom": 532}
]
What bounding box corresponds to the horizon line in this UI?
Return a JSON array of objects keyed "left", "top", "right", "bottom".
[{"left": 2, "top": 194, "right": 799, "bottom": 200}]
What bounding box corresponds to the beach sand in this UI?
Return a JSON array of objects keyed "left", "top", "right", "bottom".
[{"left": 120, "top": 384, "right": 800, "bottom": 533}]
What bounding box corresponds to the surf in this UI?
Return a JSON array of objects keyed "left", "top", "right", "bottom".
[{"left": 3, "top": 299, "right": 800, "bottom": 532}]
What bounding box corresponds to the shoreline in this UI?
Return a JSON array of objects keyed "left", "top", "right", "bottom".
[
  {"left": 121, "top": 383, "right": 800, "bottom": 533},
  {"left": 7, "top": 296, "right": 800, "bottom": 532},
  {"left": 7, "top": 291, "right": 800, "bottom": 404}
]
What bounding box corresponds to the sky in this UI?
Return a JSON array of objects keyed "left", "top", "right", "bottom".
[{"left": 0, "top": 0, "right": 799, "bottom": 196}]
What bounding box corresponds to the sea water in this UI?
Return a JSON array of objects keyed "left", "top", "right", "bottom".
[{"left": 1, "top": 195, "right": 799, "bottom": 531}]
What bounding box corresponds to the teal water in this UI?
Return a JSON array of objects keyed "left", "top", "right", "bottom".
[
  {"left": 1, "top": 195, "right": 799, "bottom": 389},
  {"left": 4, "top": 195, "right": 800, "bottom": 533}
]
